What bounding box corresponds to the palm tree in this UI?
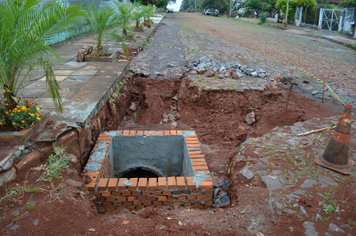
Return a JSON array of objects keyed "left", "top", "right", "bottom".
[
  {"left": 142, "top": 5, "right": 155, "bottom": 24},
  {"left": 114, "top": 2, "right": 136, "bottom": 36},
  {"left": 132, "top": 8, "right": 143, "bottom": 29},
  {"left": 86, "top": 4, "right": 117, "bottom": 50},
  {"left": 0, "top": 0, "right": 86, "bottom": 112}
]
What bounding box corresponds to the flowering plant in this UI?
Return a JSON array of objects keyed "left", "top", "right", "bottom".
[
  {"left": 0, "top": 99, "right": 41, "bottom": 130},
  {"left": 93, "top": 49, "right": 106, "bottom": 57},
  {"left": 125, "top": 32, "right": 134, "bottom": 39}
]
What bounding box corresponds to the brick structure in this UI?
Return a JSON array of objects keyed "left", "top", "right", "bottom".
[{"left": 84, "top": 130, "right": 213, "bottom": 212}]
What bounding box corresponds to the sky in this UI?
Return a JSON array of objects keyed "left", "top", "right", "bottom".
[{"left": 167, "top": 0, "right": 182, "bottom": 11}]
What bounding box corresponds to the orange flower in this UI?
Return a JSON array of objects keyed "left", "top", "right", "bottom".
[
  {"left": 21, "top": 120, "right": 25, "bottom": 124},
  {"left": 29, "top": 102, "right": 32, "bottom": 106},
  {"left": 35, "top": 103, "right": 38, "bottom": 105},
  {"left": 12, "top": 122, "right": 17, "bottom": 126}
]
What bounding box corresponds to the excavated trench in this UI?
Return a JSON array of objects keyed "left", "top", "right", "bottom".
[{"left": 82, "top": 75, "right": 338, "bottom": 212}]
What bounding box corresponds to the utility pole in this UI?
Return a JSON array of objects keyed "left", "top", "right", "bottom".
[
  {"left": 229, "top": 0, "right": 232, "bottom": 18},
  {"left": 285, "top": 0, "right": 289, "bottom": 27},
  {"left": 195, "top": 0, "right": 196, "bottom": 12}
]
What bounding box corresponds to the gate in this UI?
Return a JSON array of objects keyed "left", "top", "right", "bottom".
[{"left": 318, "top": 7, "right": 355, "bottom": 32}]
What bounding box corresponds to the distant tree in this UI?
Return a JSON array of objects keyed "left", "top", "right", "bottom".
[
  {"left": 202, "top": 0, "right": 229, "bottom": 12},
  {"left": 276, "top": 0, "right": 316, "bottom": 20},
  {"left": 245, "top": 0, "right": 262, "bottom": 12},
  {"left": 338, "top": 0, "right": 356, "bottom": 7}
]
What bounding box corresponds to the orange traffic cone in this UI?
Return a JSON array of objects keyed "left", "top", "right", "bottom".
[{"left": 314, "top": 103, "right": 354, "bottom": 174}]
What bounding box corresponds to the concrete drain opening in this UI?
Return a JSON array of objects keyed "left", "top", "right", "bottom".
[{"left": 83, "top": 130, "right": 213, "bottom": 213}]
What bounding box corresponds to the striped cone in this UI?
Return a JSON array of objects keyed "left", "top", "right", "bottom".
[{"left": 314, "top": 103, "right": 354, "bottom": 174}]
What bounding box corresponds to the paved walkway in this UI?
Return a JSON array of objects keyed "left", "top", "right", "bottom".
[{"left": 12, "top": 15, "right": 164, "bottom": 127}]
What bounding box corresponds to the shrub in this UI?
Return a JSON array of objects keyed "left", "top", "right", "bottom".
[{"left": 259, "top": 12, "right": 269, "bottom": 24}]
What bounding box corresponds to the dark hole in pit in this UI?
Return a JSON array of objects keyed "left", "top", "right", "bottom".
[{"left": 120, "top": 168, "right": 159, "bottom": 178}]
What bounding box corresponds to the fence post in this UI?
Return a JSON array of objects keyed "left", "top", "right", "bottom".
[
  {"left": 318, "top": 8, "right": 324, "bottom": 29},
  {"left": 339, "top": 11, "right": 344, "bottom": 32}
]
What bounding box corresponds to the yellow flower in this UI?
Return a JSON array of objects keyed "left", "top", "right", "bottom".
[
  {"left": 29, "top": 113, "right": 34, "bottom": 117},
  {"left": 36, "top": 117, "right": 41, "bottom": 121},
  {"left": 5, "top": 112, "right": 8, "bottom": 115},
  {"left": 12, "top": 122, "right": 17, "bottom": 126},
  {"left": 36, "top": 107, "right": 40, "bottom": 111}
]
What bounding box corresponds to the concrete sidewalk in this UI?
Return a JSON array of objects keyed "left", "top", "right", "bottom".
[
  {"left": 286, "top": 28, "right": 356, "bottom": 46},
  {"left": 14, "top": 15, "right": 165, "bottom": 127}
]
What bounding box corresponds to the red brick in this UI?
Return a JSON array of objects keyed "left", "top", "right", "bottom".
[
  {"left": 199, "top": 180, "right": 213, "bottom": 190},
  {"left": 138, "top": 178, "right": 147, "bottom": 190},
  {"left": 137, "top": 196, "right": 146, "bottom": 201},
  {"left": 136, "top": 206, "right": 144, "bottom": 210},
  {"left": 204, "top": 205, "right": 212, "bottom": 209},
  {"left": 112, "top": 192, "right": 121, "bottom": 196},
  {"left": 153, "top": 201, "right": 162, "bottom": 206},
  {"left": 98, "top": 208, "right": 105, "bottom": 213},
  {"left": 187, "top": 196, "right": 196, "bottom": 200},
  {"left": 123, "top": 202, "right": 132, "bottom": 206},
  {"left": 167, "top": 177, "right": 176, "bottom": 189},
  {"left": 205, "top": 201, "right": 213, "bottom": 205},
  {"left": 123, "top": 130, "right": 130, "bottom": 136},
  {"left": 163, "top": 201, "right": 171, "bottom": 205},
  {"left": 103, "top": 202, "right": 112, "bottom": 207},
  {"left": 163, "top": 130, "right": 170, "bottom": 136},
  {"left": 178, "top": 196, "right": 186, "bottom": 200},
  {"left": 188, "top": 151, "right": 201, "bottom": 155},
  {"left": 106, "top": 207, "right": 115, "bottom": 212},
  {"left": 128, "top": 178, "right": 138, "bottom": 190},
  {"left": 184, "top": 203, "right": 192, "bottom": 206},
  {"left": 127, "top": 196, "right": 135, "bottom": 201},
  {"left": 137, "top": 130, "right": 144, "bottom": 136},
  {"left": 17, "top": 129, "right": 32, "bottom": 141},
  {"left": 176, "top": 177, "right": 186, "bottom": 189},
  {"left": 86, "top": 183, "right": 95, "bottom": 191},
  {"left": 205, "top": 190, "right": 213, "bottom": 195},
  {"left": 129, "top": 130, "right": 136, "bottom": 136},
  {"left": 116, "top": 207, "right": 124, "bottom": 211},
  {"left": 97, "top": 178, "right": 109, "bottom": 191},
  {"left": 126, "top": 206, "right": 135, "bottom": 211},
  {"left": 158, "top": 196, "right": 167, "bottom": 201},
  {"left": 197, "top": 195, "right": 212, "bottom": 200},
  {"left": 185, "top": 177, "right": 195, "bottom": 190},
  {"left": 143, "top": 201, "right": 152, "bottom": 206},
  {"left": 102, "top": 192, "right": 110, "bottom": 197},
  {"left": 151, "top": 131, "right": 157, "bottom": 136},
  {"left": 170, "top": 130, "right": 177, "bottom": 135},
  {"left": 117, "top": 197, "right": 126, "bottom": 202},
  {"left": 158, "top": 177, "right": 166, "bottom": 189},
  {"left": 0, "top": 135, "right": 15, "bottom": 140},
  {"left": 107, "top": 197, "right": 115, "bottom": 202},
  {"left": 193, "top": 201, "right": 201, "bottom": 205},
  {"left": 193, "top": 190, "right": 202, "bottom": 194},
  {"left": 162, "top": 191, "right": 171, "bottom": 196},
  {"left": 108, "top": 178, "right": 118, "bottom": 191},
  {"left": 148, "top": 178, "right": 157, "bottom": 190},
  {"left": 92, "top": 192, "right": 101, "bottom": 197},
  {"left": 134, "top": 201, "right": 142, "bottom": 206},
  {"left": 194, "top": 205, "right": 203, "bottom": 209},
  {"left": 113, "top": 202, "right": 122, "bottom": 206},
  {"left": 144, "top": 131, "right": 150, "bottom": 136},
  {"left": 148, "top": 197, "right": 156, "bottom": 201},
  {"left": 132, "top": 191, "right": 140, "bottom": 196},
  {"left": 177, "top": 130, "right": 183, "bottom": 134},
  {"left": 173, "top": 201, "right": 181, "bottom": 205},
  {"left": 142, "top": 191, "right": 151, "bottom": 196},
  {"left": 118, "top": 178, "right": 128, "bottom": 190},
  {"left": 152, "top": 190, "right": 161, "bottom": 195},
  {"left": 158, "top": 131, "right": 163, "bottom": 136},
  {"left": 118, "top": 130, "right": 124, "bottom": 135},
  {"left": 168, "top": 196, "right": 176, "bottom": 200},
  {"left": 122, "top": 191, "right": 131, "bottom": 196}
]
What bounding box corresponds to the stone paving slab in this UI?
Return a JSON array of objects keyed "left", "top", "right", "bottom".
[{"left": 11, "top": 15, "right": 165, "bottom": 127}]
